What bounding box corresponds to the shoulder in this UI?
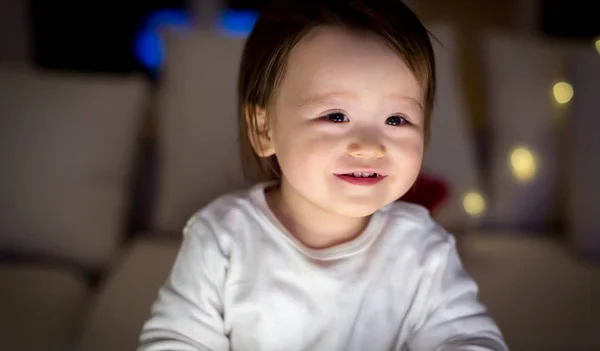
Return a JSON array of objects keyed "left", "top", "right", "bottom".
[
  {"left": 186, "top": 186, "right": 258, "bottom": 228},
  {"left": 379, "top": 201, "right": 456, "bottom": 264},
  {"left": 181, "top": 183, "right": 267, "bottom": 255},
  {"left": 381, "top": 200, "right": 450, "bottom": 240}
]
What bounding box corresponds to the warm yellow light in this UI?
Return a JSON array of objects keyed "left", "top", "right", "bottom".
[
  {"left": 552, "top": 81, "right": 574, "bottom": 104},
  {"left": 595, "top": 37, "right": 600, "bottom": 55},
  {"left": 463, "top": 192, "right": 486, "bottom": 217},
  {"left": 509, "top": 146, "right": 538, "bottom": 182}
]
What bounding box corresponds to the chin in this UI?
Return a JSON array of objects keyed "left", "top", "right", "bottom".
[{"left": 332, "top": 200, "right": 385, "bottom": 218}]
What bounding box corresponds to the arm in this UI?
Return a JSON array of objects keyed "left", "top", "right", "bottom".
[
  {"left": 405, "top": 235, "right": 508, "bottom": 351},
  {"left": 138, "top": 217, "right": 230, "bottom": 351}
]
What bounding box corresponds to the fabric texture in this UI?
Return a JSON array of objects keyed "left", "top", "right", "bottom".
[
  {"left": 0, "top": 264, "right": 90, "bottom": 351},
  {"left": 76, "top": 239, "right": 181, "bottom": 351},
  {"left": 139, "top": 183, "right": 507, "bottom": 351},
  {"left": 0, "top": 65, "right": 149, "bottom": 269},
  {"left": 153, "top": 30, "right": 248, "bottom": 234}
]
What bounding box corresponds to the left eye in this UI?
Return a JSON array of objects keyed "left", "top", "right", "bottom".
[
  {"left": 385, "top": 115, "right": 408, "bottom": 126},
  {"left": 325, "top": 112, "right": 349, "bottom": 123}
]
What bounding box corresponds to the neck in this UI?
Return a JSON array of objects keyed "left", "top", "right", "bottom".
[{"left": 265, "top": 179, "right": 370, "bottom": 250}]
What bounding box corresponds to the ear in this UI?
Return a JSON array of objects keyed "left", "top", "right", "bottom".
[{"left": 245, "top": 105, "right": 275, "bottom": 158}]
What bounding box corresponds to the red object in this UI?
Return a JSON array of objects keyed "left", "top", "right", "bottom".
[
  {"left": 335, "top": 174, "right": 387, "bottom": 186},
  {"left": 399, "top": 174, "right": 449, "bottom": 214}
]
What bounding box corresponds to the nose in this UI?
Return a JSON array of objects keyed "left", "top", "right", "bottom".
[{"left": 346, "top": 141, "right": 386, "bottom": 159}]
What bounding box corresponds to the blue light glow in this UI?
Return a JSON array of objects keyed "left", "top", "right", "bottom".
[
  {"left": 134, "top": 9, "right": 191, "bottom": 72},
  {"left": 218, "top": 9, "right": 259, "bottom": 37}
]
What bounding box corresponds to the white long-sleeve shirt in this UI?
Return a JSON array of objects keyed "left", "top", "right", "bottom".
[{"left": 139, "top": 182, "right": 508, "bottom": 351}]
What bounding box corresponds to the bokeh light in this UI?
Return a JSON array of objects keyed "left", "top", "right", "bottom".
[
  {"left": 463, "top": 191, "right": 486, "bottom": 217},
  {"left": 134, "top": 9, "right": 191, "bottom": 73},
  {"left": 218, "top": 9, "right": 259, "bottom": 37},
  {"left": 552, "top": 81, "right": 574, "bottom": 104},
  {"left": 509, "top": 146, "right": 538, "bottom": 183}
]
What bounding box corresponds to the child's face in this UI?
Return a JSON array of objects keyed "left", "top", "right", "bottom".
[{"left": 261, "top": 26, "right": 424, "bottom": 218}]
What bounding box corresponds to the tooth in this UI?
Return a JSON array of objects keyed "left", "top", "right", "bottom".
[{"left": 353, "top": 172, "right": 361, "bottom": 177}]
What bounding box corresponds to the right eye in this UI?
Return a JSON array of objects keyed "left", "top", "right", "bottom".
[{"left": 325, "top": 112, "right": 349, "bottom": 123}]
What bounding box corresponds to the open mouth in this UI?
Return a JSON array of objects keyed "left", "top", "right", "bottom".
[
  {"left": 335, "top": 172, "right": 386, "bottom": 185},
  {"left": 336, "top": 172, "right": 387, "bottom": 185},
  {"left": 342, "top": 172, "right": 382, "bottom": 178}
]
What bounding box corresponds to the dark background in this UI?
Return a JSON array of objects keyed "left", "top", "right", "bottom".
[{"left": 30, "top": 0, "right": 600, "bottom": 77}]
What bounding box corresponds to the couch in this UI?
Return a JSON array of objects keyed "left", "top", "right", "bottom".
[{"left": 0, "top": 23, "right": 598, "bottom": 351}]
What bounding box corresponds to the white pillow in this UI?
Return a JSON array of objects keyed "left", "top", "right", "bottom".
[
  {"left": 0, "top": 65, "right": 149, "bottom": 269},
  {"left": 566, "top": 47, "right": 600, "bottom": 258},
  {"left": 421, "top": 22, "right": 485, "bottom": 231},
  {"left": 480, "top": 33, "right": 577, "bottom": 230},
  {"left": 153, "top": 30, "right": 248, "bottom": 234}
]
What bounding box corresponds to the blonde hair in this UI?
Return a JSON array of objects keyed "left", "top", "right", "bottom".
[{"left": 238, "top": 0, "right": 436, "bottom": 182}]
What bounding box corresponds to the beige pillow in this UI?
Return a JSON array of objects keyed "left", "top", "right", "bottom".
[
  {"left": 153, "top": 30, "right": 248, "bottom": 234},
  {"left": 76, "top": 238, "right": 180, "bottom": 351},
  {"left": 0, "top": 264, "right": 90, "bottom": 351},
  {"left": 0, "top": 65, "right": 150, "bottom": 269}
]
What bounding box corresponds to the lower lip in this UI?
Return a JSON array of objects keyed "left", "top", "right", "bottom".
[{"left": 335, "top": 174, "right": 386, "bottom": 186}]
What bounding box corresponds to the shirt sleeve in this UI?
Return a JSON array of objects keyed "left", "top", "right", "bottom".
[
  {"left": 138, "top": 217, "right": 230, "bottom": 351},
  {"left": 405, "top": 234, "right": 509, "bottom": 351}
]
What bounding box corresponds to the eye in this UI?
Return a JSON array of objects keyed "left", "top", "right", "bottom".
[
  {"left": 325, "top": 112, "right": 349, "bottom": 123},
  {"left": 385, "top": 115, "right": 408, "bottom": 126}
]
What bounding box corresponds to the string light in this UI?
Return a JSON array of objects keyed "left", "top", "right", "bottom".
[
  {"left": 552, "top": 81, "right": 574, "bottom": 104},
  {"left": 462, "top": 191, "right": 486, "bottom": 217},
  {"left": 509, "top": 146, "right": 538, "bottom": 183}
]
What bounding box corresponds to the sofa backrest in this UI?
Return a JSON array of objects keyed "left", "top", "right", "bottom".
[{"left": 0, "top": 64, "right": 150, "bottom": 270}]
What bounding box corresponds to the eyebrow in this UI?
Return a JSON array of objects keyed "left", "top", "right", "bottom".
[
  {"left": 297, "top": 91, "right": 357, "bottom": 109},
  {"left": 297, "top": 91, "right": 423, "bottom": 112},
  {"left": 386, "top": 93, "right": 424, "bottom": 112}
]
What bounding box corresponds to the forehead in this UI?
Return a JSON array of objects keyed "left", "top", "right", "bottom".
[{"left": 276, "top": 26, "right": 422, "bottom": 108}]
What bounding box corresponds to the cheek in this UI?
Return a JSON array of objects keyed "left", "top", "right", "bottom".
[
  {"left": 274, "top": 129, "right": 338, "bottom": 175},
  {"left": 392, "top": 136, "right": 424, "bottom": 170},
  {"left": 408, "top": 139, "right": 425, "bottom": 162}
]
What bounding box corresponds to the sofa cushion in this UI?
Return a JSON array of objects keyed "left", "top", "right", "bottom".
[
  {"left": 458, "top": 232, "right": 600, "bottom": 351},
  {"left": 76, "top": 238, "right": 180, "bottom": 351},
  {"left": 0, "top": 65, "right": 150, "bottom": 269},
  {"left": 153, "top": 30, "right": 248, "bottom": 234},
  {"left": 0, "top": 264, "right": 90, "bottom": 351}
]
